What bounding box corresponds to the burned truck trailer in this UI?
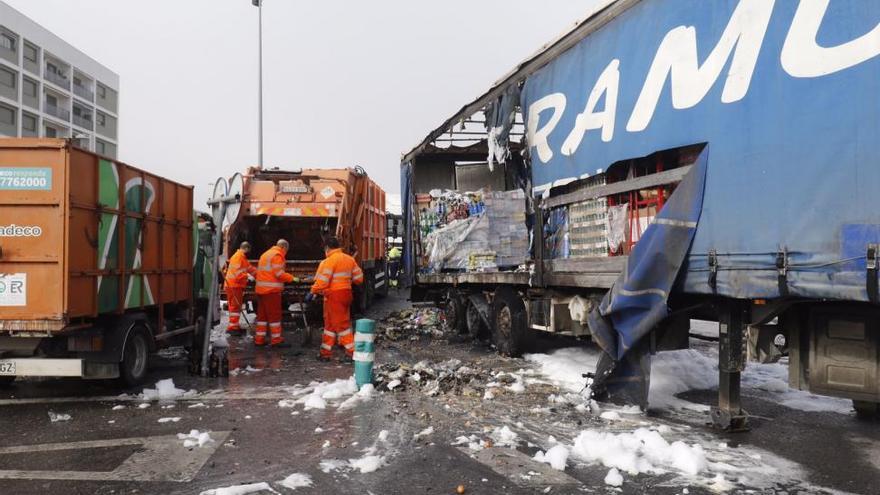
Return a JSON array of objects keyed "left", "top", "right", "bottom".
[{"left": 402, "top": 0, "right": 880, "bottom": 427}]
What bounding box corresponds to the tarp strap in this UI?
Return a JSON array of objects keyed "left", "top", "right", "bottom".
[
  {"left": 708, "top": 249, "right": 718, "bottom": 293},
  {"left": 868, "top": 245, "right": 878, "bottom": 304},
  {"left": 776, "top": 248, "right": 789, "bottom": 297}
]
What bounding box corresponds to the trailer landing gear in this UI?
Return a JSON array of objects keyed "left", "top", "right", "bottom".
[{"left": 712, "top": 302, "right": 750, "bottom": 431}]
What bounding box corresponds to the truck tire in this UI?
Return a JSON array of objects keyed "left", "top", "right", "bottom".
[
  {"left": 442, "top": 289, "right": 467, "bottom": 335},
  {"left": 854, "top": 400, "right": 879, "bottom": 419},
  {"left": 466, "top": 300, "right": 488, "bottom": 340},
  {"left": 121, "top": 325, "right": 151, "bottom": 386},
  {"left": 491, "top": 287, "right": 532, "bottom": 357}
]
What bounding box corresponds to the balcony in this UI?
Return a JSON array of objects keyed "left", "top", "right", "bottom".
[
  {"left": 44, "top": 70, "right": 69, "bottom": 89},
  {"left": 45, "top": 103, "right": 70, "bottom": 121},
  {"left": 73, "top": 114, "right": 93, "bottom": 130},
  {"left": 73, "top": 84, "right": 94, "bottom": 102}
]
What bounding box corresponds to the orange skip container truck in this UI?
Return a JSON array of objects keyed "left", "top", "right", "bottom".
[
  {"left": 0, "top": 139, "right": 210, "bottom": 385},
  {"left": 223, "top": 166, "right": 387, "bottom": 324}
]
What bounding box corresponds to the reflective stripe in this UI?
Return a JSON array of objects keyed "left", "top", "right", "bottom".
[
  {"left": 256, "top": 321, "right": 267, "bottom": 326},
  {"left": 274, "top": 270, "right": 287, "bottom": 277},
  {"left": 255, "top": 331, "right": 267, "bottom": 336},
  {"left": 344, "top": 343, "right": 355, "bottom": 350},
  {"left": 269, "top": 322, "right": 282, "bottom": 328},
  {"left": 271, "top": 262, "right": 285, "bottom": 268},
  {"left": 354, "top": 333, "right": 374, "bottom": 343},
  {"left": 256, "top": 281, "right": 284, "bottom": 288},
  {"left": 337, "top": 329, "right": 353, "bottom": 338},
  {"left": 353, "top": 351, "right": 374, "bottom": 362},
  {"left": 332, "top": 271, "right": 352, "bottom": 279},
  {"left": 321, "top": 343, "right": 332, "bottom": 350},
  {"left": 352, "top": 274, "right": 364, "bottom": 281},
  {"left": 653, "top": 218, "right": 697, "bottom": 228},
  {"left": 321, "top": 269, "right": 333, "bottom": 275},
  {"left": 316, "top": 275, "right": 330, "bottom": 282},
  {"left": 323, "top": 330, "right": 336, "bottom": 337}
]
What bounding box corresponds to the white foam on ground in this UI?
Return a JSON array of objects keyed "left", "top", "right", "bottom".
[
  {"left": 533, "top": 444, "right": 569, "bottom": 471},
  {"left": 199, "top": 482, "right": 278, "bottom": 495},
  {"left": 604, "top": 467, "right": 624, "bottom": 486},
  {"left": 277, "top": 473, "right": 312, "bottom": 490},
  {"left": 570, "top": 427, "right": 707, "bottom": 476},
  {"left": 178, "top": 429, "right": 214, "bottom": 448},
  {"left": 491, "top": 426, "right": 519, "bottom": 447},
  {"left": 338, "top": 383, "right": 375, "bottom": 410},
  {"left": 158, "top": 417, "right": 181, "bottom": 423},
  {"left": 349, "top": 454, "right": 385, "bottom": 473},
  {"left": 140, "top": 378, "right": 196, "bottom": 401},
  {"left": 414, "top": 426, "right": 434, "bottom": 439},
  {"left": 48, "top": 412, "right": 71, "bottom": 422}
]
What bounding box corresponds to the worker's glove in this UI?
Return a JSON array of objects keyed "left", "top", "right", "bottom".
[
  {"left": 304, "top": 293, "right": 315, "bottom": 303},
  {"left": 292, "top": 277, "right": 301, "bottom": 283},
  {"left": 247, "top": 275, "right": 255, "bottom": 282}
]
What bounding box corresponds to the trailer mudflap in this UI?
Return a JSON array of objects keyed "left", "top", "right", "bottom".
[{"left": 587, "top": 149, "right": 708, "bottom": 406}]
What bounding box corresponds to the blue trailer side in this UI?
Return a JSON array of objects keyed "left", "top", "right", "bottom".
[{"left": 401, "top": 0, "right": 880, "bottom": 427}]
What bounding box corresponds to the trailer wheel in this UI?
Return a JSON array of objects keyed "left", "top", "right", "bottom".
[
  {"left": 121, "top": 325, "right": 151, "bottom": 386},
  {"left": 491, "top": 287, "right": 531, "bottom": 357},
  {"left": 854, "top": 400, "right": 879, "bottom": 419},
  {"left": 442, "top": 289, "right": 467, "bottom": 335},
  {"left": 466, "top": 300, "right": 488, "bottom": 340}
]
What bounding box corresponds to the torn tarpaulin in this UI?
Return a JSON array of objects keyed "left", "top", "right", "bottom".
[
  {"left": 587, "top": 149, "right": 708, "bottom": 408},
  {"left": 485, "top": 85, "right": 519, "bottom": 172}
]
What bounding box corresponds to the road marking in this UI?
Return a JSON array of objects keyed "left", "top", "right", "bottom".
[
  {"left": 461, "top": 447, "right": 582, "bottom": 488},
  {"left": 0, "top": 385, "right": 300, "bottom": 406},
  {"left": 0, "top": 431, "right": 230, "bottom": 482}
]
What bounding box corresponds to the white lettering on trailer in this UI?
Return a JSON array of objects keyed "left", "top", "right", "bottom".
[
  {"left": 782, "top": 0, "right": 880, "bottom": 78},
  {"left": 0, "top": 273, "right": 26, "bottom": 306},
  {"left": 626, "top": 0, "right": 774, "bottom": 132},
  {"left": 0, "top": 224, "right": 43, "bottom": 237},
  {"left": 528, "top": 0, "right": 880, "bottom": 162}
]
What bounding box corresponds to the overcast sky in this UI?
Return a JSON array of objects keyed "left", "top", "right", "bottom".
[{"left": 6, "top": 0, "right": 597, "bottom": 206}]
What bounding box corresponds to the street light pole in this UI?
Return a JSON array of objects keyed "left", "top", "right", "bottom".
[{"left": 253, "top": 0, "right": 264, "bottom": 169}]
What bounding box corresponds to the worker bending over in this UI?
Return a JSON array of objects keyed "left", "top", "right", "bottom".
[
  {"left": 224, "top": 241, "right": 257, "bottom": 334},
  {"left": 308, "top": 237, "right": 363, "bottom": 361},
  {"left": 255, "top": 239, "right": 298, "bottom": 347}
]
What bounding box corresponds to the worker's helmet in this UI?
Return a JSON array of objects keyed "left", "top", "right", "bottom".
[
  {"left": 276, "top": 239, "right": 290, "bottom": 250},
  {"left": 240, "top": 241, "right": 252, "bottom": 252}
]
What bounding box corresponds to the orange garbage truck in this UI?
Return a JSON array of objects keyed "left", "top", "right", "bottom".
[
  {"left": 222, "top": 166, "right": 387, "bottom": 339},
  {"left": 0, "top": 139, "right": 212, "bottom": 386}
]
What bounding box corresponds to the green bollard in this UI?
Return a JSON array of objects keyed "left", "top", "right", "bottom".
[{"left": 354, "top": 319, "right": 375, "bottom": 389}]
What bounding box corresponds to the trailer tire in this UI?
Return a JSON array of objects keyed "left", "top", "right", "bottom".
[
  {"left": 491, "top": 287, "right": 531, "bottom": 357},
  {"left": 854, "top": 400, "right": 879, "bottom": 420},
  {"left": 466, "top": 300, "right": 488, "bottom": 340},
  {"left": 442, "top": 289, "right": 467, "bottom": 335},
  {"left": 120, "top": 325, "right": 151, "bottom": 387}
]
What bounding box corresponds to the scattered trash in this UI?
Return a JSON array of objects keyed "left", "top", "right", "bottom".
[
  {"left": 199, "top": 482, "right": 279, "bottom": 495},
  {"left": 456, "top": 484, "right": 466, "bottom": 494},
  {"left": 140, "top": 378, "right": 197, "bottom": 401},
  {"left": 48, "top": 411, "right": 71, "bottom": 422},
  {"left": 533, "top": 445, "right": 570, "bottom": 471},
  {"left": 604, "top": 468, "right": 623, "bottom": 487},
  {"left": 111, "top": 405, "right": 126, "bottom": 411},
  {"left": 158, "top": 417, "right": 181, "bottom": 423},
  {"left": 413, "top": 426, "right": 434, "bottom": 440},
  {"left": 377, "top": 308, "right": 446, "bottom": 341}
]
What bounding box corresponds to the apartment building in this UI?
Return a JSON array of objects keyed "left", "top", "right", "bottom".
[{"left": 0, "top": 1, "right": 119, "bottom": 157}]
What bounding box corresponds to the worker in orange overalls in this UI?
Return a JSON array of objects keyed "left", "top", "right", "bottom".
[
  {"left": 255, "top": 239, "right": 298, "bottom": 347},
  {"left": 307, "top": 237, "right": 364, "bottom": 362},
  {"left": 224, "top": 241, "right": 257, "bottom": 334}
]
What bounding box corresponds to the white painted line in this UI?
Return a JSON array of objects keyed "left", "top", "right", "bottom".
[{"left": 0, "top": 431, "right": 230, "bottom": 482}]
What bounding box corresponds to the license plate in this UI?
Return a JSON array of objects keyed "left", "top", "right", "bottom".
[{"left": 0, "top": 361, "right": 15, "bottom": 375}]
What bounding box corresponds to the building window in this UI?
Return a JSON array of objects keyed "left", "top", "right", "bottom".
[
  {"left": 22, "top": 113, "right": 36, "bottom": 132},
  {"left": 96, "top": 140, "right": 105, "bottom": 155},
  {"left": 0, "top": 105, "right": 14, "bottom": 126},
  {"left": 0, "top": 67, "right": 15, "bottom": 89},
  {"left": 0, "top": 32, "right": 15, "bottom": 51},
  {"left": 96, "top": 112, "right": 106, "bottom": 126},
  {"left": 46, "top": 94, "right": 57, "bottom": 107},
  {"left": 23, "top": 42, "right": 37, "bottom": 63},
  {"left": 97, "top": 84, "right": 106, "bottom": 98},
  {"left": 45, "top": 126, "right": 58, "bottom": 138},
  {"left": 23, "top": 78, "right": 36, "bottom": 97}
]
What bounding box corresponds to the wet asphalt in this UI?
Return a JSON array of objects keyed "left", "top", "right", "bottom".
[{"left": 0, "top": 292, "right": 878, "bottom": 495}]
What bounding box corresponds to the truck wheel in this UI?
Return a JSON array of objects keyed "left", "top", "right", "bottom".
[
  {"left": 121, "top": 326, "right": 151, "bottom": 386},
  {"left": 854, "top": 400, "right": 879, "bottom": 419},
  {"left": 466, "top": 300, "right": 488, "bottom": 340},
  {"left": 491, "top": 287, "right": 532, "bottom": 357},
  {"left": 442, "top": 289, "right": 467, "bottom": 335}
]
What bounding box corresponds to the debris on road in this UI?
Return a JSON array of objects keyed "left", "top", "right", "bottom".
[
  {"left": 277, "top": 473, "right": 313, "bottom": 490},
  {"left": 158, "top": 417, "right": 181, "bottom": 423},
  {"left": 140, "top": 378, "right": 197, "bottom": 401},
  {"left": 178, "top": 429, "right": 214, "bottom": 448},
  {"left": 199, "top": 482, "right": 279, "bottom": 495},
  {"left": 48, "top": 411, "right": 71, "bottom": 422},
  {"left": 376, "top": 308, "right": 445, "bottom": 341}
]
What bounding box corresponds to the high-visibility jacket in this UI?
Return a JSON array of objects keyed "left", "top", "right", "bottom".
[
  {"left": 255, "top": 246, "right": 295, "bottom": 295},
  {"left": 224, "top": 249, "right": 256, "bottom": 289},
  {"left": 311, "top": 248, "right": 364, "bottom": 294}
]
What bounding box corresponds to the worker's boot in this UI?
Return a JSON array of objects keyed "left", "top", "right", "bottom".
[
  {"left": 316, "top": 355, "right": 331, "bottom": 362},
  {"left": 340, "top": 355, "right": 354, "bottom": 364}
]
